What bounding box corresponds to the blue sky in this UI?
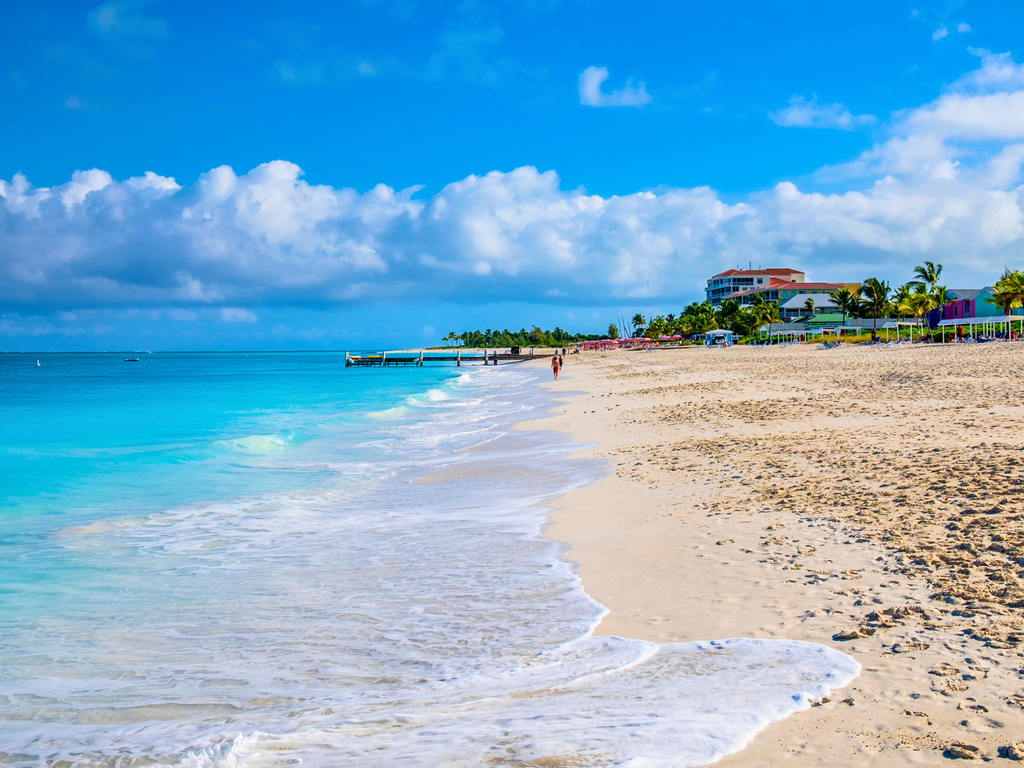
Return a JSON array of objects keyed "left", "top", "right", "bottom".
[{"left": 3, "top": 0, "right": 1024, "bottom": 350}]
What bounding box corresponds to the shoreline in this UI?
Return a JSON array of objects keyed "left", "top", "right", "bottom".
[{"left": 528, "top": 345, "right": 1024, "bottom": 765}]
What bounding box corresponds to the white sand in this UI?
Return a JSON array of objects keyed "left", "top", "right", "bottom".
[{"left": 529, "top": 344, "right": 1024, "bottom": 765}]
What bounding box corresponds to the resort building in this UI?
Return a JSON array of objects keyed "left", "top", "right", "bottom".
[
  {"left": 779, "top": 293, "right": 839, "bottom": 319},
  {"left": 707, "top": 267, "right": 860, "bottom": 307},
  {"left": 705, "top": 268, "right": 805, "bottom": 306},
  {"left": 943, "top": 288, "right": 999, "bottom": 319}
]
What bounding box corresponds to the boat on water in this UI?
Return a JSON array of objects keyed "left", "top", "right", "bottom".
[
  {"left": 36, "top": 360, "right": 40, "bottom": 366},
  {"left": 125, "top": 358, "right": 140, "bottom": 362}
]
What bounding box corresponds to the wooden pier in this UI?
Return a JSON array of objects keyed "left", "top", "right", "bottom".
[{"left": 345, "top": 349, "right": 547, "bottom": 368}]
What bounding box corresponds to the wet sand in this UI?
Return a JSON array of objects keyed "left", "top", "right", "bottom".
[{"left": 534, "top": 343, "right": 1024, "bottom": 765}]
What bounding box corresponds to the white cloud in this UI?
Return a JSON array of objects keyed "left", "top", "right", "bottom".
[
  {"left": 220, "top": 308, "right": 258, "bottom": 323},
  {"left": 125, "top": 171, "right": 180, "bottom": 200},
  {"left": 819, "top": 50, "right": 1024, "bottom": 185},
  {"left": 169, "top": 308, "right": 198, "bottom": 321},
  {"left": 0, "top": 172, "right": 52, "bottom": 218},
  {"left": 981, "top": 144, "right": 1024, "bottom": 187},
  {"left": 932, "top": 26, "right": 949, "bottom": 41},
  {"left": 65, "top": 96, "right": 84, "bottom": 110},
  {"left": 770, "top": 96, "right": 875, "bottom": 130},
  {"left": 578, "top": 66, "right": 651, "bottom": 108},
  {"left": 901, "top": 52, "right": 1024, "bottom": 140},
  {"left": 958, "top": 23, "right": 971, "bottom": 33},
  {"left": 7, "top": 50, "right": 1024, "bottom": 312},
  {"left": 59, "top": 169, "right": 112, "bottom": 211}
]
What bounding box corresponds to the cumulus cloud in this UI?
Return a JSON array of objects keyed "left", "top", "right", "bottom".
[
  {"left": 822, "top": 49, "right": 1024, "bottom": 184},
  {"left": 932, "top": 26, "right": 949, "bottom": 41},
  {"left": 578, "top": 66, "right": 651, "bottom": 107},
  {"left": 902, "top": 50, "right": 1024, "bottom": 140},
  {"left": 125, "top": 171, "right": 181, "bottom": 200},
  {"left": 770, "top": 96, "right": 875, "bottom": 130},
  {"left": 958, "top": 23, "right": 972, "bottom": 33},
  {"left": 6, "top": 50, "right": 1024, "bottom": 312}
]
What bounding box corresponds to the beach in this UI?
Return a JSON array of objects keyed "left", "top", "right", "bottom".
[{"left": 541, "top": 343, "right": 1024, "bottom": 765}]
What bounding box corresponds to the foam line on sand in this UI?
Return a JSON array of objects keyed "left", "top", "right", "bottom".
[{"left": 536, "top": 344, "right": 1024, "bottom": 766}]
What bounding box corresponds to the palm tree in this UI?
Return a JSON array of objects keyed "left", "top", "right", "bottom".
[
  {"left": 631, "top": 313, "right": 646, "bottom": 337},
  {"left": 716, "top": 299, "right": 742, "bottom": 331},
  {"left": 910, "top": 283, "right": 935, "bottom": 318},
  {"left": 987, "top": 287, "right": 1018, "bottom": 315},
  {"left": 606, "top": 322, "right": 620, "bottom": 340},
  {"left": 830, "top": 288, "right": 860, "bottom": 325},
  {"left": 860, "top": 277, "right": 891, "bottom": 333},
  {"left": 892, "top": 284, "right": 914, "bottom": 320},
  {"left": 646, "top": 315, "right": 667, "bottom": 338},
  {"left": 1007, "top": 271, "right": 1024, "bottom": 310},
  {"left": 803, "top": 297, "right": 815, "bottom": 317},
  {"left": 682, "top": 301, "right": 717, "bottom": 335},
  {"left": 931, "top": 285, "right": 951, "bottom": 328},
  {"left": 761, "top": 301, "right": 782, "bottom": 344},
  {"left": 992, "top": 269, "right": 1024, "bottom": 315},
  {"left": 911, "top": 261, "right": 943, "bottom": 294}
]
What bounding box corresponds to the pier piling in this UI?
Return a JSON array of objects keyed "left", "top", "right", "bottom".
[{"left": 344, "top": 349, "right": 540, "bottom": 368}]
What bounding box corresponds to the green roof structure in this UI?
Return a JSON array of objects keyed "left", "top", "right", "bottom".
[{"left": 804, "top": 313, "right": 848, "bottom": 327}]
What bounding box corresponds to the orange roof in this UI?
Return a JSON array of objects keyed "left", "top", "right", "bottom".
[
  {"left": 778, "top": 282, "right": 844, "bottom": 289},
  {"left": 725, "top": 281, "right": 844, "bottom": 298},
  {"left": 713, "top": 268, "right": 802, "bottom": 277}
]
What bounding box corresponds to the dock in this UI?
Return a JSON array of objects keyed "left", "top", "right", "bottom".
[{"left": 345, "top": 349, "right": 550, "bottom": 368}]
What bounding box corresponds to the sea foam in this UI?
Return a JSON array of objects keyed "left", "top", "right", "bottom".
[{"left": 0, "top": 363, "right": 858, "bottom": 768}]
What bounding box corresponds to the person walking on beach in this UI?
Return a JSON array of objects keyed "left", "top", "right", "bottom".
[{"left": 551, "top": 353, "right": 560, "bottom": 380}]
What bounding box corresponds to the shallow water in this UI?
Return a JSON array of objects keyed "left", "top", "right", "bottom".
[{"left": 0, "top": 352, "right": 858, "bottom": 767}]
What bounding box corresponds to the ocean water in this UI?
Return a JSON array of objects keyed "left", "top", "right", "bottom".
[{"left": 0, "top": 352, "right": 858, "bottom": 768}]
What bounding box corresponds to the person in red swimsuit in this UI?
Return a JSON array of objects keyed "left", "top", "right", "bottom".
[{"left": 551, "top": 353, "right": 560, "bottom": 380}]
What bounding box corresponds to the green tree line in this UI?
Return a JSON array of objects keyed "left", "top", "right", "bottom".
[
  {"left": 445, "top": 265, "right": 1024, "bottom": 348},
  {"left": 443, "top": 326, "right": 603, "bottom": 348}
]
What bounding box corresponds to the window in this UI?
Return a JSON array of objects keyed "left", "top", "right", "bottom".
[{"left": 757, "top": 278, "right": 763, "bottom": 284}]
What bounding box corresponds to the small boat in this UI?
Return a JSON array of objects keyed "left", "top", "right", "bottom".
[
  {"left": 36, "top": 360, "right": 40, "bottom": 366},
  {"left": 125, "top": 358, "right": 140, "bottom": 362}
]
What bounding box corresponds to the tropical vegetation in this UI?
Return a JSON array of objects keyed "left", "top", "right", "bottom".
[
  {"left": 987, "top": 269, "right": 1024, "bottom": 315},
  {"left": 446, "top": 264, "right": 1024, "bottom": 348},
  {"left": 444, "top": 327, "right": 602, "bottom": 348}
]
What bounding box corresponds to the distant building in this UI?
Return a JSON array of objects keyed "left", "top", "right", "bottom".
[
  {"left": 715, "top": 275, "right": 860, "bottom": 307},
  {"left": 705, "top": 268, "right": 805, "bottom": 306},
  {"left": 943, "top": 288, "right": 1003, "bottom": 319},
  {"left": 804, "top": 312, "right": 848, "bottom": 328},
  {"left": 779, "top": 293, "right": 839, "bottom": 319}
]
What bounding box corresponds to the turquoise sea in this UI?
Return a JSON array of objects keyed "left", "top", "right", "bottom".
[{"left": 0, "top": 352, "right": 858, "bottom": 767}]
